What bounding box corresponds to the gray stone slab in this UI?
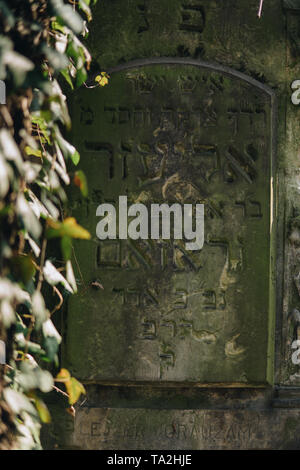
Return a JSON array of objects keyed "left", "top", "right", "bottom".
[
  {"left": 71, "top": 407, "right": 300, "bottom": 449},
  {"left": 65, "top": 61, "right": 275, "bottom": 385}
]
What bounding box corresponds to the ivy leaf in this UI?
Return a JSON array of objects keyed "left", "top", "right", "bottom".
[
  {"left": 95, "top": 72, "right": 109, "bottom": 87},
  {"left": 0, "top": 152, "right": 12, "bottom": 198},
  {"left": 46, "top": 217, "right": 91, "bottom": 240},
  {"left": 42, "top": 319, "right": 61, "bottom": 343},
  {"left": 56, "top": 368, "right": 71, "bottom": 381},
  {"left": 16, "top": 194, "right": 42, "bottom": 240},
  {"left": 15, "top": 332, "right": 45, "bottom": 356},
  {"left": 1, "top": 299, "right": 15, "bottom": 328},
  {"left": 3, "top": 389, "right": 38, "bottom": 417},
  {"left": 31, "top": 291, "right": 48, "bottom": 330},
  {"left": 43, "top": 336, "right": 59, "bottom": 362},
  {"left": 25, "top": 146, "right": 42, "bottom": 158},
  {"left": 31, "top": 395, "right": 51, "bottom": 424},
  {"left": 56, "top": 130, "right": 80, "bottom": 165},
  {"left": 60, "top": 68, "right": 74, "bottom": 89},
  {"left": 61, "top": 235, "right": 72, "bottom": 261},
  {"left": 43, "top": 260, "right": 73, "bottom": 293},
  {"left": 76, "top": 67, "right": 87, "bottom": 88},
  {"left": 10, "top": 255, "right": 36, "bottom": 284},
  {"left": 66, "top": 260, "right": 77, "bottom": 293},
  {"left": 78, "top": 0, "right": 92, "bottom": 21},
  {"left": 71, "top": 150, "right": 80, "bottom": 166},
  {"left": 49, "top": 0, "right": 84, "bottom": 35},
  {"left": 42, "top": 319, "right": 62, "bottom": 361},
  {"left": 0, "top": 128, "right": 23, "bottom": 173},
  {"left": 56, "top": 369, "right": 85, "bottom": 405},
  {"left": 42, "top": 45, "right": 68, "bottom": 70},
  {"left": 67, "top": 377, "right": 86, "bottom": 405},
  {"left": 74, "top": 170, "right": 88, "bottom": 197},
  {"left": 31, "top": 115, "right": 51, "bottom": 145},
  {"left": 17, "top": 362, "right": 54, "bottom": 393}
]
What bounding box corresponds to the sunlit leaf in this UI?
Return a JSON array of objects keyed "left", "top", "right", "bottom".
[
  {"left": 33, "top": 397, "right": 51, "bottom": 424},
  {"left": 25, "top": 146, "right": 42, "bottom": 158},
  {"left": 66, "top": 377, "right": 86, "bottom": 405},
  {"left": 46, "top": 217, "right": 91, "bottom": 240},
  {"left": 56, "top": 368, "right": 71, "bottom": 382},
  {"left": 56, "top": 369, "right": 85, "bottom": 404},
  {"left": 95, "top": 72, "right": 109, "bottom": 87},
  {"left": 43, "top": 260, "right": 73, "bottom": 293}
]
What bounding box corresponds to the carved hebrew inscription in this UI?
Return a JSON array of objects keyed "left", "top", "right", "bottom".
[{"left": 66, "top": 62, "right": 274, "bottom": 384}]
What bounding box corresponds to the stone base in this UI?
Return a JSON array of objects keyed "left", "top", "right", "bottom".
[{"left": 67, "top": 407, "right": 300, "bottom": 450}]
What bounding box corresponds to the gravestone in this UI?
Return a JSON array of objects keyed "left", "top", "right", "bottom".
[
  {"left": 42, "top": 0, "right": 300, "bottom": 449},
  {"left": 66, "top": 60, "right": 275, "bottom": 385}
]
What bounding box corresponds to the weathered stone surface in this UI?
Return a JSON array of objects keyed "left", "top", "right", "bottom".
[
  {"left": 70, "top": 407, "right": 300, "bottom": 450},
  {"left": 65, "top": 60, "right": 275, "bottom": 385},
  {"left": 43, "top": 0, "right": 300, "bottom": 451}
]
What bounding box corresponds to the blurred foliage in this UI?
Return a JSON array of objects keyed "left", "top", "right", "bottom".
[{"left": 0, "top": 0, "right": 104, "bottom": 449}]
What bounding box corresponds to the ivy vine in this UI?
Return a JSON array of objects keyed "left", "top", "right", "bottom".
[{"left": 0, "top": 0, "right": 104, "bottom": 450}]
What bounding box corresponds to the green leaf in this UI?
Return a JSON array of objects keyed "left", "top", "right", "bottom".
[
  {"left": 49, "top": 0, "right": 84, "bottom": 34},
  {"left": 10, "top": 255, "right": 36, "bottom": 284},
  {"left": 61, "top": 235, "right": 72, "bottom": 261},
  {"left": 15, "top": 332, "right": 46, "bottom": 356},
  {"left": 60, "top": 68, "right": 74, "bottom": 89},
  {"left": 75, "top": 67, "right": 87, "bottom": 88},
  {"left": 51, "top": 20, "right": 66, "bottom": 34},
  {"left": 78, "top": 0, "right": 92, "bottom": 20},
  {"left": 71, "top": 150, "right": 80, "bottom": 166},
  {"left": 56, "top": 130, "right": 80, "bottom": 165},
  {"left": 25, "top": 146, "right": 42, "bottom": 158},
  {"left": 43, "top": 336, "right": 59, "bottom": 362},
  {"left": 31, "top": 115, "right": 51, "bottom": 145}
]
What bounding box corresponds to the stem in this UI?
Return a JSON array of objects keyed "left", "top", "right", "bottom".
[
  {"left": 37, "top": 237, "right": 47, "bottom": 293},
  {"left": 258, "top": 0, "right": 264, "bottom": 18}
]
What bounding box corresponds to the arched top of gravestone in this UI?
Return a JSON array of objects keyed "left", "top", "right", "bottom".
[{"left": 102, "top": 57, "right": 277, "bottom": 100}]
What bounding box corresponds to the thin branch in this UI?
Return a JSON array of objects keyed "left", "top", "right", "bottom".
[
  {"left": 37, "top": 237, "right": 47, "bottom": 292},
  {"left": 51, "top": 286, "right": 64, "bottom": 315},
  {"left": 72, "top": 245, "right": 86, "bottom": 289},
  {"left": 258, "top": 0, "right": 264, "bottom": 18},
  {"left": 52, "top": 384, "right": 69, "bottom": 398}
]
